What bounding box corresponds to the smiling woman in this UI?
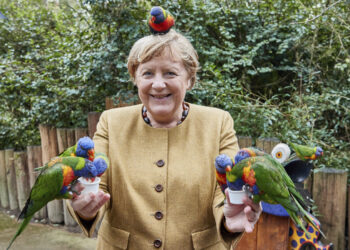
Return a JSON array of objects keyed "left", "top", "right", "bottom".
[{"left": 67, "top": 7, "right": 262, "bottom": 250}]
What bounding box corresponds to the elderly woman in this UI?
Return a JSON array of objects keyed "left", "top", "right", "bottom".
[{"left": 68, "top": 29, "right": 261, "bottom": 249}]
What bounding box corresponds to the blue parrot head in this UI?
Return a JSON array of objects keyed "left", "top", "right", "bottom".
[
  {"left": 93, "top": 157, "right": 108, "bottom": 177},
  {"left": 315, "top": 147, "right": 323, "bottom": 157},
  {"left": 150, "top": 6, "right": 165, "bottom": 23},
  {"left": 234, "top": 149, "right": 251, "bottom": 165},
  {"left": 227, "top": 178, "right": 245, "bottom": 191},
  {"left": 76, "top": 136, "right": 95, "bottom": 161},
  {"left": 75, "top": 159, "right": 97, "bottom": 178},
  {"left": 215, "top": 154, "right": 233, "bottom": 174}
]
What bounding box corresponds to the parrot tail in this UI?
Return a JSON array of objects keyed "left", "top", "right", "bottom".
[
  {"left": 292, "top": 194, "right": 326, "bottom": 239},
  {"left": 6, "top": 216, "right": 32, "bottom": 250}
]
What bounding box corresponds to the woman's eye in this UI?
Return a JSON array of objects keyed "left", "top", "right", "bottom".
[
  {"left": 143, "top": 71, "right": 152, "bottom": 76},
  {"left": 166, "top": 72, "right": 176, "bottom": 76}
]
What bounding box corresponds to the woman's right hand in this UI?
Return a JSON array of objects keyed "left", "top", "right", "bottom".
[{"left": 70, "top": 182, "right": 110, "bottom": 220}]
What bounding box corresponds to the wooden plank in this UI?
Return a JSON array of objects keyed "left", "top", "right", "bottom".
[
  {"left": 5, "top": 149, "right": 19, "bottom": 211},
  {"left": 235, "top": 219, "right": 258, "bottom": 250},
  {"left": 255, "top": 138, "right": 264, "bottom": 151},
  {"left": 57, "top": 128, "right": 77, "bottom": 227},
  {"left": 27, "top": 145, "right": 47, "bottom": 220},
  {"left": 313, "top": 168, "right": 347, "bottom": 250},
  {"left": 66, "top": 128, "right": 76, "bottom": 148},
  {"left": 105, "top": 97, "right": 115, "bottom": 110},
  {"left": 256, "top": 213, "right": 290, "bottom": 250},
  {"left": 237, "top": 136, "right": 253, "bottom": 149},
  {"left": 14, "top": 151, "right": 29, "bottom": 210},
  {"left": 0, "top": 150, "right": 9, "bottom": 208},
  {"left": 75, "top": 128, "right": 89, "bottom": 142},
  {"left": 88, "top": 112, "right": 101, "bottom": 138},
  {"left": 39, "top": 124, "right": 63, "bottom": 224}
]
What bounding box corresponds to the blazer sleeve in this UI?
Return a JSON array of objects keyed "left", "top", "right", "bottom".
[
  {"left": 213, "top": 111, "right": 244, "bottom": 249},
  {"left": 66, "top": 110, "right": 111, "bottom": 237}
]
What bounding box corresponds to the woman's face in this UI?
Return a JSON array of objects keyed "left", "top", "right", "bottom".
[{"left": 135, "top": 49, "right": 190, "bottom": 127}]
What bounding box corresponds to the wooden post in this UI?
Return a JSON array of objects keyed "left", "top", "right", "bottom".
[
  {"left": 0, "top": 150, "right": 9, "bottom": 208},
  {"left": 66, "top": 128, "right": 76, "bottom": 148},
  {"left": 88, "top": 112, "right": 101, "bottom": 138},
  {"left": 5, "top": 149, "right": 19, "bottom": 211},
  {"left": 235, "top": 213, "right": 290, "bottom": 250},
  {"left": 255, "top": 138, "right": 264, "bottom": 151},
  {"left": 14, "top": 151, "right": 29, "bottom": 210},
  {"left": 27, "top": 145, "right": 47, "bottom": 220},
  {"left": 75, "top": 128, "right": 88, "bottom": 142},
  {"left": 105, "top": 97, "right": 115, "bottom": 110},
  {"left": 237, "top": 136, "right": 253, "bottom": 149},
  {"left": 57, "top": 128, "right": 77, "bottom": 227},
  {"left": 313, "top": 168, "right": 347, "bottom": 250},
  {"left": 39, "top": 124, "right": 63, "bottom": 224}
]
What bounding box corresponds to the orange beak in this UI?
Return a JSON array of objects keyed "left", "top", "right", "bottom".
[
  {"left": 88, "top": 149, "right": 95, "bottom": 161},
  {"left": 225, "top": 165, "right": 232, "bottom": 172}
]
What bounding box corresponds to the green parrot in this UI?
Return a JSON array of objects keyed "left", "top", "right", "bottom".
[
  {"left": 6, "top": 156, "right": 97, "bottom": 250},
  {"left": 289, "top": 142, "right": 323, "bottom": 161},
  {"left": 226, "top": 155, "right": 322, "bottom": 237}
]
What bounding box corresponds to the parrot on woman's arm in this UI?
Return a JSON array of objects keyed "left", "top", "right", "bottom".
[
  {"left": 226, "top": 155, "right": 323, "bottom": 237},
  {"left": 289, "top": 142, "right": 323, "bottom": 161},
  {"left": 6, "top": 156, "right": 97, "bottom": 250}
]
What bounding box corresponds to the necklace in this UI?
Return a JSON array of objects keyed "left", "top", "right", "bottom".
[{"left": 142, "top": 103, "right": 189, "bottom": 127}]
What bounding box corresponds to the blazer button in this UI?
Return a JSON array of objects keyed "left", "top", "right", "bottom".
[
  {"left": 156, "top": 160, "right": 165, "bottom": 167},
  {"left": 155, "top": 211, "right": 163, "bottom": 220},
  {"left": 155, "top": 184, "right": 163, "bottom": 192},
  {"left": 153, "top": 239, "right": 162, "bottom": 248}
]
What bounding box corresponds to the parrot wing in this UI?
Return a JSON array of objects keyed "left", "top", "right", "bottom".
[{"left": 20, "top": 163, "right": 65, "bottom": 219}]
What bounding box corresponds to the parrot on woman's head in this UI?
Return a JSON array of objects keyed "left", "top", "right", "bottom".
[
  {"left": 289, "top": 142, "right": 323, "bottom": 161},
  {"left": 59, "top": 136, "right": 95, "bottom": 161},
  {"left": 6, "top": 156, "right": 97, "bottom": 250},
  {"left": 148, "top": 6, "right": 175, "bottom": 34}
]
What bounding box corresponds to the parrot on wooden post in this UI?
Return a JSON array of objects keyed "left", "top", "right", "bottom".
[
  {"left": 6, "top": 156, "right": 97, "bottom": 250},
  {"left": 288, "top": 142, "right": 323, "bottom": 161}
]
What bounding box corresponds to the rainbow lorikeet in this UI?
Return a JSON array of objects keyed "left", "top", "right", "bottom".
[
  {"left": 93, "top": 152, "right": 109, "bottom": 177},
  {"left": 215, "top": 154, "right": 233, "bottom": 192},
  {"left": 59, "top": 136, "right": 95, "bottom": 161},
  {"left": 6, "top": 156, "right": 97, "bottom": 250},
  {"left": 226, "top": 155, "right": 322, "bottom": 237},
  {"left": 148, "top": 6, "right": 175, "bottom": 34},
  {"left": 289, "top": 142, "right": 323, "bottom": 161}
]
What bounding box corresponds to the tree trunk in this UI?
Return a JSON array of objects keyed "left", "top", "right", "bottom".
[
  {"left": 39, "top": 124, "right": 63, "bottom": 224},
  {"left": 27, "top": 145, "right": 47, "bottom": 220},
  {"left": 313, "top": 168, "right": 347, "bottom": 250},
  {"left": 14, "top": 151, "right": 29, "bottom": 210},
  {"left": 5, "top": 149, "right": 18, "bottom": 211},
  {"left": 0, "top": 150, "right": 9, "bottom": 208}
]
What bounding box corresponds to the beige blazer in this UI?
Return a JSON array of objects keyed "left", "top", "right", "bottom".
[{"left": 68, "top": 103, "right": 243, "bottom": 249}]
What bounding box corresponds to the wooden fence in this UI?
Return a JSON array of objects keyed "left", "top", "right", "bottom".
[{"left": 0, "top": 107, "right": 348, "bottom": 249}]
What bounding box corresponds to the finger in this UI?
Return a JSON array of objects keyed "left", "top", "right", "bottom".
[
  {"left": 244, "top": 222, "right": 254, "bottom": 233},
  {"left": 242, "top": 197, "right": 261, "bottom": 212},
  {"left": 71, "top": 192, "right": 94, "bottom": 211},
  {"left": 244, "top": 206, "right": 256, "bottom": 222},
  {"left": 224, "top": 188, "right": 231, "bottom": 204},
  {"left": 85, "top": 191, "right": 110, "bottom": 214},
  {"left": 73, "top": 182, "right": 85, "bottom": 193}
]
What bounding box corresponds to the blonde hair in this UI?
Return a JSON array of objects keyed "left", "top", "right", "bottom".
[{"left": 127, "top": 30, "right": 199, "bottom": 88}]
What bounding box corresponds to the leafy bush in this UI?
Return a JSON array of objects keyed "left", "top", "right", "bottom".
[{"left": 0, "top": 0, "right": 349, "bottom": 174}]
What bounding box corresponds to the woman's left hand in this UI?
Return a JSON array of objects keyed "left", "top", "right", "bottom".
[{"left": 223, "top": 188, "right": 262, "bottom": 233}]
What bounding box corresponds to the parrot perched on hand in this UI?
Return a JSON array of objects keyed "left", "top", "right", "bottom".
[
  {"left": 6, "top": 156, "right": 97, "bottom": 250},
  {"left": 93, "top": 152, "right": 109, "bottom": 177},
  {"left": 59, "top": 136, "right": 95, "bottom": 161},
  {"left": 148, "top": 6, "right": 175, "bottom": 34},
  {"left": 289, "top": 142, "right": 323, "bottom": 161},
  {"left": 226, "top": 155, "right": 322, "bottom": 237}
]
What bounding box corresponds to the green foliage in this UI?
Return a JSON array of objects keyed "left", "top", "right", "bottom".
[{"left": 0, "top": 0, "right": 349, "bottom": 174}]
